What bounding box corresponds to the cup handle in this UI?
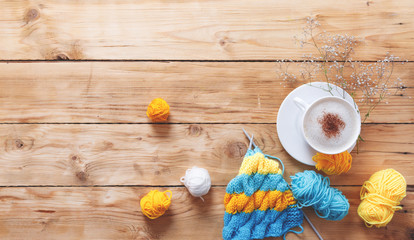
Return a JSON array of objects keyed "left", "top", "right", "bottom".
[{"left": 293, "top": 97, "right": 310, "bottom": 112}]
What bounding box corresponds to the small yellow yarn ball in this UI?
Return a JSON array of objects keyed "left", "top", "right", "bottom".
[
  {"left": 312, "top": 151, "right": 352, "bottom": 175},
  {"left": 140, "top": 190, "right": 172, "bottom": 219},
  {"left": 357, "top": 169, "right": 406, "bottom": 228},
  {"left": 146, "top": 98, "right": 170, "bottom": 122}
]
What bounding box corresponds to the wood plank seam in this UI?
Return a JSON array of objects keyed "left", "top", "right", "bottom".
[
  {"left": 0, "top": 60, "right": 413, "bottom": 63},
  {"left": 0, "top": 123, "right": 281, "bottom": 124}
]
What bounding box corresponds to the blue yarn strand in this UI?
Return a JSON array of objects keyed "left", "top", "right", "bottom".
[
  {"left": 283, "top": 225, "right": 304, "bottom": 240},
  {"left": 265, "top": 154, "right": 285, "bottom": 175},
  {"left": 290, "top": 170, "right": 349, "bottom": 221}
]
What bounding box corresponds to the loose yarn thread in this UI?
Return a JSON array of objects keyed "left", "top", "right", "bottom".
[
  {"left": 312, "top": 151, "right": 352, "bottom": 175},
  {"left": 358, "top": 169, "right": 406, "bottom": 228},
  {"left": 140, "top": 190, "right": 172, "bottom": 219},
  {"left": 146, "top": 98, "right": 170, "bottom": 122},
  {"left": 181, "top": 166, "right": 211, "bottom": 201},
  {"left": 290, "top": 170, "right": 349, "bottom": 221}
]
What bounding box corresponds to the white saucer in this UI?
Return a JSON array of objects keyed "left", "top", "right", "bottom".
[{"left": 276, "top": 82, "right": 360, "bottom": 166}]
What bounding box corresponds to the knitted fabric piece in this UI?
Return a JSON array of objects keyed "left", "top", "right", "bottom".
[{"left": 223, "top": 147, "right": 303, "bottom": 240}]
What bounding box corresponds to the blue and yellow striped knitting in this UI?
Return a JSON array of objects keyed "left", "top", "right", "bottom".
[{"left": 223, "top": 147, "right": 304, "bottom": 240}]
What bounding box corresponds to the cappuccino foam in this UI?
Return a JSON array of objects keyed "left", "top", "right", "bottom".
[{"left": 303, "top": 98, "right": 359, "bottom": 153}]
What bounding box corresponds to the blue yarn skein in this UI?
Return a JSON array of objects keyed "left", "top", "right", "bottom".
[{"left": 290, "top": 170, "right": 349, "bottom": 221}]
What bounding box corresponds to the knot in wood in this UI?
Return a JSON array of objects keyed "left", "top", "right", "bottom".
[
  {"left": 219, "top": 37, "right": 230, "bottom": 46},
  {"left": 15, "top": 139, "right": 24, "bottom": 149},
  {"left": 225, "top": 141, "right": 247, "bottom": 158},
  {"left": 76, "top": 171, "right": 88, "bottom": 181},
  {"left": 187, "top": 124, "right": 202, "bottom": 136},
  {"left": 25, "top": 8, "right": 40, "bottom": 23},
  {"left": 56, "top": 53, "right": 70, "bottom": 60}
]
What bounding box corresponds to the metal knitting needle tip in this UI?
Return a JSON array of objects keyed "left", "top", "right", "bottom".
[
  {"left": 303, "top": 211, "right": 323, "bottom": 240},
  {"left": 242, "top": 128, "right": 257, "bottom": 148},
  {"left": 248, "top": 134, "right": 254, "bottom": 150},
  {"left": 242, "top": 128, "right": 251, "bottom": 139}
]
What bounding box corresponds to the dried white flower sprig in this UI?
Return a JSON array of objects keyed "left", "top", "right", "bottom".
[{"left": 277, "top": 17, "right": 408, "bottom": 125}]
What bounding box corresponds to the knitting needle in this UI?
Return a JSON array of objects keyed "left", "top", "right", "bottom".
[
  {"left": 248, "top": 134, "right": 254, "bottom": 150},
  {"left": 303, "top": 211, "right": 324, "bottom": 240},
  {"left": 242, "top": 128, "right": 258, "bottom": 149}
]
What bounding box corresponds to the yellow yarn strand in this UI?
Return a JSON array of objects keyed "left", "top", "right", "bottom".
[
  {"left": 140, "top": 190, "right": 172, "bottom": 219},
  {"left": 146, "top": 98, "right": 170, "bottom": 122},
  {"left": 312, "top": 151, "right": 352, "bottom": 175},
  {"left": 357, "top": 169, "right": 406, "bottom": 228}
]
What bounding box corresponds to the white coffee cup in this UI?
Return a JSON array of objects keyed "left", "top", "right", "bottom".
[{"left": 293, "top": 96, "right": 361, "bottom": 155}]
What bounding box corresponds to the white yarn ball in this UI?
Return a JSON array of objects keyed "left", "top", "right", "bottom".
[{"left": 180, "top": 166, "right": 211, "bottom": 200}]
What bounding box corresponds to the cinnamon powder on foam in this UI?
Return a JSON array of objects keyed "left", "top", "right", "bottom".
[{"left": 318, "top": 112, "right": 345, "bottom": 138}]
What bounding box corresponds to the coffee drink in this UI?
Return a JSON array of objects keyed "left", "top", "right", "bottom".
[{"left": 303, "top": 97, "right": 360, "bottom": 154}]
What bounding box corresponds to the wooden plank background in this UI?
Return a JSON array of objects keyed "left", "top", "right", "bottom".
[
  {"left": 0, "top": 187, "right": 412, "bottom": 240},
  {"left": 0, "top": 0, "right": 413, "bottom": 60},
  {"left": 0, "top": 0, "right": 413, "bottom": 239},
  {"left": 0, "top": 62, "right": 412, "bottom": 123},
  {"left": 0, "top": 124, "right": 412, "bottom": 186}
]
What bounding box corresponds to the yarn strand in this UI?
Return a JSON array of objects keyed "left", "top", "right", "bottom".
[
  {"left": 283, "top": 225, "right": 304, "bottom": 240},
  {"left": 265, "top": 154, "right": 285, "bottom": 176},
  {"left": 303, "top": 212, "right": 323, "bottom": 240}
]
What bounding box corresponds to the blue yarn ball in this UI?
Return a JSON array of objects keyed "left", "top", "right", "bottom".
[{"left": 290, "top": 170, "right": 349, "bottom": 221}]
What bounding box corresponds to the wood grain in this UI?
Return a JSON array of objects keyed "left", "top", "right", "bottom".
[
  {"left": 0, "top": 187, "right": 411, "bottom": 240},
  {"left": 0, "top": 0, "right": 413, "bottom": 60},
  {"left": 0, "top": 62, "right": 412, "bottom": 123},
  {"left": 0, "top": 124, "right": 411, "bottom": 186}
]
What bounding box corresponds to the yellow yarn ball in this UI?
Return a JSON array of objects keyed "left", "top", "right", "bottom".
[
  {"left": 146, "top": 98, "right": 170, "bottom": 122},
  {"left": 312, "top": 151, "right": 352, "bottom": 175},
  {"left": 140, "top": 190, "right": 172, "bottom": 219},
  {"left": 357, "top": 169, "right": 406, "bottom": 228}
]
